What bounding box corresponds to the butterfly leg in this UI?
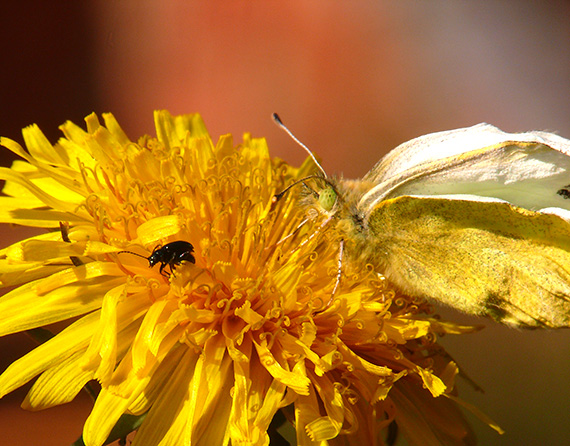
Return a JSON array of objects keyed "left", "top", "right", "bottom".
[
  {"left": 291, "top": 215, "right": 333, "bottom": 255},
  {"left": 266, "top": 218, "right": 309, "bottom": 251},
  {"left": 317, "top": 238, "right": 344, "bottom": 312},
  {"left": 330, "top": 238, "right": 344, "bottom": 301}
]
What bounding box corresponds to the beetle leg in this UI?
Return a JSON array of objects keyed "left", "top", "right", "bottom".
[
  {"left": 159, "top": 262, "right": 170, "bottom": 277},
  {"left": 169, "top": 261, "right": 181, "bottom": 277}
]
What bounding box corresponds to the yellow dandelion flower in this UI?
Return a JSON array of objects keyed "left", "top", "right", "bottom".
[{"left": 0, "top": 111, "right": 490, "bottom": 446}]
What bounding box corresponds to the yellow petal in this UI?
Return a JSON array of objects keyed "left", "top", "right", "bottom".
[
  {"left": 254, "top": 340, "right": 310, "bottom": 396},
  {"left": 128, "top": 348, "right": 199, "bottom": 446},
  {"left": 22, "top": 124, "right": 68, "bottom": 166},
  {"left": 136, "top": 215, "right": 185, "bottom": 246},
  {"left": 0, "top": 167, "right": 82, "bottom": 213},
  {"left": 22, "top": 350, "right": 94, "bottom": 410},
  {"left": 81, "top": 285, "right": 124, "bottom": 383},
  {"left": 0, "top": 312, "right": 99, "bottom": 398},
  {"left": 0, "top": 266, "right": 124, "bottom": 336},
  {"left": 305, "top": 373, "right": 344, "bottom": 441},
  {"left": 417, "top": 367, "right": 447, "bottom": 398},
  {"left": 84, "top": 354, "right": 153, "bottom": 446}
]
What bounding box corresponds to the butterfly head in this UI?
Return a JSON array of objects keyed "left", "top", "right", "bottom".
[
  {"left": 303, "top": 177, "right": 346, "bottom": 218},
  {"left": 317, "top": 184, "right": 337, "bottom": 212}
]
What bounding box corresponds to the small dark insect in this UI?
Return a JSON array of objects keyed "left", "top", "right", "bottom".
[
  {"left": 118, "top": 240, "right": 196, "bottom": 277},
  {"left": 557, "top": 184, "right": 570, "bottom": 199}
]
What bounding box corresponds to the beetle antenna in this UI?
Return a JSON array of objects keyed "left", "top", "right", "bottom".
[
  {"left": 272, "top": 113, "right": 328, "bottom": 178},
  {"left": 117, "top": 250, "right": 149, "bottom": 260}
]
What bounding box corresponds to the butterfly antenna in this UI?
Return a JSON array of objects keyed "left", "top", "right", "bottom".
[
  {"left": 272, "top": 113, "right": 328, "bottom": 178},
  {"left": 272, "top": 175, "right": 320, "bottom": 202}
]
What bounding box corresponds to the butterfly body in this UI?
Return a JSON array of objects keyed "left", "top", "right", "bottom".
[{"left": 306, "top": 124, "right": 570, "bottom": 328}]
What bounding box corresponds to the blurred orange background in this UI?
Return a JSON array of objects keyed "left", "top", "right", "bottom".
[{"left": 1, "top": 1, "right": 570, "bottom": 445}]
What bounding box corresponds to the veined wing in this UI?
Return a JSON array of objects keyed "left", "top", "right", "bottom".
[
  {"left": 359, "top": 125, "right": 570, "bottom": 216},
  {"left": 366, "top": 195, "right": 570, "bottom": 328}
]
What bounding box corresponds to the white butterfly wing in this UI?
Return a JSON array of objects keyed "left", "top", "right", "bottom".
[{"left": 359, "top": 124, "right": 570, "bottom": 216}]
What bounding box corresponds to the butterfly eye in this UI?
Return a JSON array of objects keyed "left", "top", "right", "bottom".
[{"left": 319, "top": 187, "right": 337, "bottom": 211}]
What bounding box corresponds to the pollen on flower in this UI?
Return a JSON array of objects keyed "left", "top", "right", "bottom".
[{"left": 0, "top": 111, "right": 486, "bottom": 446}]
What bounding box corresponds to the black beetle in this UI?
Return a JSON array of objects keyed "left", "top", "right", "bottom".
[{"left": 118, "top": 240, "right": 196, "bottom": 277}]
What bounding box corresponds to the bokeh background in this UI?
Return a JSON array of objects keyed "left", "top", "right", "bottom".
[{"left": 1, "top": 1, "right": 570, "bottom": 445}]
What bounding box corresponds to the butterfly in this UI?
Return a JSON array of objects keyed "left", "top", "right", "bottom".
[{"left": 274, "top": 114, "right": 570, "bottom": 328}]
